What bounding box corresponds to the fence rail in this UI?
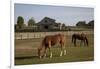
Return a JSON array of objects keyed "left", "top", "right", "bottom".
[{"left": 15, "top": 31, "right": 93, "bottom": 40}]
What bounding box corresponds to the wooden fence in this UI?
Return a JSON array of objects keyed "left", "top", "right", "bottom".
[{"left": 15, "top": 31, "right": 93, "bottom": 40}]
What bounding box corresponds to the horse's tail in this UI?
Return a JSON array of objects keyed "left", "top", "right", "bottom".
[{"left": 85, "top": 37, "right": 88, "bottom": 46}]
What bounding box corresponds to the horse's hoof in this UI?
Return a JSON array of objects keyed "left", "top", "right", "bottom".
[
  {"left": 43, "top": 56, "right": 46, "bottom": 59},
  {"left": 64, "top": 50, "right": 66, "bottom": 55},
  {"left": 50, "top": 56, "right": 52, "bottom": 58},
  {"left": 60, "top": 54, "right": 63, "bottom": 56},
  {"left": 39, "top": 56, "right": 42, "bottom": 59}
]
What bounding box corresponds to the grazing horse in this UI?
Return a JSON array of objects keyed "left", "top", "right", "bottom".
[
  {"left": 72, "top": 33, "right": 88, "bottom": 47},
  {"left": 38, "top": 34, "right": 66, "bottom": 59}
]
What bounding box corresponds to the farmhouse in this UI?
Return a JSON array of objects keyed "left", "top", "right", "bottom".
[{"left": 37, "top": 17, "right": 65, "bottom": 31}]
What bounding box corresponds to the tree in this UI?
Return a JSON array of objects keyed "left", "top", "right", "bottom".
[
  {"left": 14, "top": 24, "right": 17, "bottom": 30},
  {"left": 76, "top": 21, "right": 87, "bottom": 26},
  {"left": 88, "top": 20, "right": 94, "bottom": 26},
  {"left": 62, "top": 23, "right": 66, "bottom": 27},
  {"left": 28, "top": 17, "right": 36, "bottom": 27},
  {"left": 17, "top": 16, "right": 24, "bottom": 29}
]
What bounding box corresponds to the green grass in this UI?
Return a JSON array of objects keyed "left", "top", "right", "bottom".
[
  {"left": 15, "top": 47, "right": 94, "bottom": 65},
  {"left": 15, "top": 31, "right": 94, "bottom": 65}
]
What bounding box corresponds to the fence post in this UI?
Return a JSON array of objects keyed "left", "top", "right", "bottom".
[
  {"left": 20, "top": 34, "right": 22, "bottom": 40},
  {"left": 27, "top": 33, "right": 29, "bottom": 39}
]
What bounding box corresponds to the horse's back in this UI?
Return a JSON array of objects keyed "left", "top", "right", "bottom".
[
  {"left": 43, "top": 34, "right": 65, "bottom": 46},
  {"left": 72, "top": 33, "right": 87, "bottom": 40}
]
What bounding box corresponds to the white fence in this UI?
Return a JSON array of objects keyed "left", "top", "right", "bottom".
[{"left": 15, "top": 31, "right": 93, "bottom": 40}]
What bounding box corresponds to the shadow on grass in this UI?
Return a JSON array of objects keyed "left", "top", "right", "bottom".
[{"left": 15, "top": 56, "right": 38, "bottom": 60}]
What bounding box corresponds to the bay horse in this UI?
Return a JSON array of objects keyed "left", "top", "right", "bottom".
[
  {"left": 38, "top": 34, "right": 66, "bottom": 59},
  {"left": 72, "top": 33, "right": 88, "bottom": 47}
]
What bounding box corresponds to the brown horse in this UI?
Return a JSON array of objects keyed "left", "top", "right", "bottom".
[
  {"left": 72, "top": 33, "right": 88, "bottom": 47},
  {"left": 38, "top": 34, "right": 66, "bottom": 59}
]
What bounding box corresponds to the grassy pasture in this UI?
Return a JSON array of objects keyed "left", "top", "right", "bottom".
[{"left": 15, "top": 31, "right": 94, "bottom": 65}]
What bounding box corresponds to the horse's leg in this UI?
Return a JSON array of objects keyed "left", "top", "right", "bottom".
[
  {"left": 48, "top": 42, "right": 52, "bottom": 58},
  {"left": 49, "top": 47, "right": 52, "bottom": 58},
  {"left": 60, "top": 46, "right": 63, "bottom": 56},
  {"left": 40, "top": 56, "right": 42, "bottom": 59},
  {"left": 74, "top": 39, "right": 76, "bottom": 47},
  {"left": 80, "top": 40, "right": 83, "bottom": 46},
  {"left": 84, "top": 40, "right": 86, "bottom": 46},
  {"left": 64, "top": 47, "right": 66, "bottom": 55},
  {"left": 62, "top": 42, "right": 66, "bottom": 55},
  {"left": 39, "top": 54, "right": 42, "bottom": 59},
  {"left": 38, "top": 48, "right": 42, "bottom": 59},
  {"left": 60, "top": 42, "right": 66, "bottom": 56},
  {"left": 63, "top": 46, "right": 66, "bottom": 55},
  {"left": 43, "top": 47, "right": 47, "bottom": 58}
]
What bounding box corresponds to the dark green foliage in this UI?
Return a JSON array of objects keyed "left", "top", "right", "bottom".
[
  {"left": 76, "top": 20, "right": 94, "bottom": 29},
  {"left": 88, "top": 20, "right": 94, "bottom": 26},
  {"left": 17, "top": 16, "right": 24, "bottom": 29},
  {"left": 76, "top": 21, "right": 87, "bottom": 26},
  {"left": 28, "top": 17, "right": 36, "bottom": 27}
]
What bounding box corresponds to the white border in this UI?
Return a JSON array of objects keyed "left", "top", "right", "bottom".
[
  {"left": 10, "top": 0, "right": 14, "bottom": 68},
  {"left": 10, "top": 0, "right": 95, "bottom": 69},
  {"left": 12, "top": 0, "right": 95, "bottom": 8}
]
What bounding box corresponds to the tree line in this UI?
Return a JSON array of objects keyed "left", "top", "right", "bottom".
[
  {"left": 15, "top": 16, "right": 36, "bottom": 29},
  {"left": 15, "top": 16, "right": 94, "bottom": 32},
  {"left": 76, "top": 20, "right": 94, "bottom": 27}
]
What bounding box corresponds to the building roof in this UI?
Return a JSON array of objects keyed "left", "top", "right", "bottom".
[
  {"left": 43, "top": 17, "right": 55, "bottom": 22},
  {"left": 37, "top": 17, "right": 56, "bottom": 25}
]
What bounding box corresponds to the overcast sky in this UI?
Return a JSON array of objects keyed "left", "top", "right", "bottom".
[{"left": 14, "top": 4, "right": 94, "bottom": 26}]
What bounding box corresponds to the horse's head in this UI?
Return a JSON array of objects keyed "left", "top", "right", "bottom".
[{"left": 38, "top": 48, "right": 42, "bottom": 59}]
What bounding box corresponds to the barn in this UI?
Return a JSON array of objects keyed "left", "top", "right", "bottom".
[{"left": 37, "top": 17, "right": 63, "bottom": 31}]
